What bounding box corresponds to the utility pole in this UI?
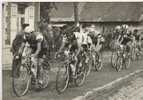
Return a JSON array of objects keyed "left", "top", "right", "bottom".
[
  {"left": 73, "top": 2, "right": 79, "bottom": 25},
  {"left": 7, "top": 2, "right": 11, "bottom": 45},
  {"left": 34, "top": 2, "right": 40, "bottom": 31}
]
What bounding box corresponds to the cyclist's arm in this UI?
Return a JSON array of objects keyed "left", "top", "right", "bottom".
[
  {"left": 75, "top": 43, "right": 81, "bottom": 58},
  {"left": 117, "top": 35, "right": 121, "bottom": 42},
  {"left": 57, "top": 39, "right": 66, "bottom": 55},
  {"left": 33, "top": 41, "right": 42, "bottom": 57},
  {"left": 139, "top": 35, "right": 142, "bottom": 42},
  {"left": 33, "top": 34, "right": 43, "bottom": 57},
  {"left": 18, "top": 42, "right": 25, "bottom": 55}
]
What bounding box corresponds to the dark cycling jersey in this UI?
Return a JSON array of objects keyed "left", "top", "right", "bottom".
[
  {"left": 121, "top": 35, "right": 132, "bottom": 45},
  {"left": 11, "top": 31, "right": 25, "bottom": 54},
  {"left": 135, "top": 34, "right": 140, "bottom": 42},
  {"left": 22, "top": 32, "right": 48, "bottom": 57}
]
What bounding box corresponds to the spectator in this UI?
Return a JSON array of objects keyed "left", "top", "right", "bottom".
[{"left": 11, "top": 23, "right": 29, "bottom": 55}]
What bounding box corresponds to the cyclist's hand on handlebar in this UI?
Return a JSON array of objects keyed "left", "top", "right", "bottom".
[
  {"left": 55, "top": 52, "right": 60, "bottom": 59},
  {"left": 15, "top": 55, "right": 20, "bottom": 59},
  {"left": 31, "top": 54, "right": 37, "bottom": 58},
  {"left": 54, "top": 52, "right": 58, "bottom": 59}
]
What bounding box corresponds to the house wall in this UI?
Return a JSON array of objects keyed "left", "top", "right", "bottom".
[{"left": 2, "top": 3, "right": 35, "bottom": 69}]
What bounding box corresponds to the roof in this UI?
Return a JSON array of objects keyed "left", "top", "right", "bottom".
[
  {"left": 50, "top": 2, "right": 143, "bottom": 22},
  {"left": 80, "top": 2, "right": 143, "bottom": 22},
  {"left": 50, "top": 2, "right": 74, "bottom": 22}
]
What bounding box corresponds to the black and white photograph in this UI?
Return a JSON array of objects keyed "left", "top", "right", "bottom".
[{"left": 1, "top": 1, "right": 143, "bottom": 100}]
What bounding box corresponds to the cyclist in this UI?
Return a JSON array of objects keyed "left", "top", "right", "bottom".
[
  {"left": 88, "top": 25, "right": 105, "bottom": 64},
  {"left": 133, "top": 29, "right": 143, "bottom": 54},
  {"left": 55, "top": 23, "right": 81, "bottom": 77},
  {"left": 79, "top": 25, "right": 93, "bottom": 64},
  {"left": 118, "top": 25, "right": 132, "bottom": 55},
  {"left": 11, "top": 23, "right": 29, "bottom": 55},
  {"left": 113, "top": 25, "right": 122, "bottom": 40},
  {"left": 17, "top": 26, "right": 48, "bottom": 83}
]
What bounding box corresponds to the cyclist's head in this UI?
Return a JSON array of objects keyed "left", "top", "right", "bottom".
[
  {"left": 115, "top": 25, "right": 121, "bottom": 32},
  {"left": 89, "top": 24, "right": 95, "bottom": 32},
  {"left": 75, "top": 26, "right": 80, "bottom": 32},
  {"left": 24, "top": 26, "right": 34, "bottom": 39},
  {"left": 133, "top": 29, "right": 138, "bottom": 34},
  {"left": 76, "top": 22, "right": 80, "bottom": 27},
  {"left": 122, "top": 24, "right": 129, "bottom": 30},
  {"left": 115, "top": 25, "right": 121, "bottom": 30},
  {"left": 122, "top": 24, "right": 129, "bottom": 34},
  {"left": 127, "top": 30, "right": 132, "bottom": 36}
]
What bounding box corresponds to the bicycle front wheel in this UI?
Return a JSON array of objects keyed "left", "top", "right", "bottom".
[
  {"left": 111, "top": 51, "right": 118, "bottom": 68},
  {"left": 115, "top": 57, "right": 123, "bottom": 72},
  {"left": 75, "top": 61, "right": 86, "bottom": 87},
  {"left": 85, "top": 56, "right": 92, "bottom": 76},
  {"left": 56, "top": 64, "right": 69, "bottom": 94},
  {"left": 124, "top": 55, "right": 131, "bottom": 69},
  {"left": 95, "top": 52, "right": 103, "bottom": 71},
  {"left": 12, "top": 60, "right": 31, "bottom": 97}
]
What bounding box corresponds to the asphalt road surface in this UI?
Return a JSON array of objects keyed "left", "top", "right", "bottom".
[{"left": 2, "top": 52, "right": 143, "bottom": 100}]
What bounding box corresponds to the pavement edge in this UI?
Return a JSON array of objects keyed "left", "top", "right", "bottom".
[{"left": 72, "top": 69, "right": 143, "bottom": 100}]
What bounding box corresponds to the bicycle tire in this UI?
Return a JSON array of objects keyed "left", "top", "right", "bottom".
[
  {"left": 115, "top": 57, "right": 123, "bottom": 72},
  {"left": 111, "top": 51, "right": 118, "bottom": 68},
  {"left": 75, "top": 59, "right": 86, "bottom": 87},
  {"left": 38, "top": 68, "right": 49, "bottom": 89},
  {"left": 12, "top": 59, "right": 31, "bottom": 97},
  {"left": 56, "top": 64, "right": 69, "bottom": 94},
  {"left": 95, "top": 52, "right": 103, "bottom": 71},
  {"left": 131, "top": 47, "right": 136, "bottom": 61},
  {"left": 125, "top": 55, "right": 131, "bottom": 69},
  {"left": 85, "top": 55, "right": 92, "bottom": 76}
]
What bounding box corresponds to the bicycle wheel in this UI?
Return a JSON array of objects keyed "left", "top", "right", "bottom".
[
  {"left": 131, "top": 47, "right": 136, "bottom": 61},
  {"left": 95, "top": 52, "right": 103, "bottom": 71},
  {"left": 85, "top": 55, "right": 92, "bottom": 76},
  {"left": 111, "top": 51, "right": 118, "bottom": 68},
  {"left": 115, "top": 57, "right": 123, "bottom": 72},
  {"left": 12, "top": 60, "right": 31, "bottom": 97},
  {"left": 56, "top": 64, "right": 69, "bottom": 94},
  {"left": 124, "top": 55, "right": 131, "bottom": 69},
  {"left": 38, "top": 68, "right": 49, "bottom": 89},
  {"left": 124, "top": 54, "right": 131, "bottom": 69},
  {"left": 75, "top": 60, "right": 86, "bottom": 87}
]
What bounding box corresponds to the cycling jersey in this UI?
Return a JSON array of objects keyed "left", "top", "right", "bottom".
[
  {"left": 134, "top": 34, "right": 141, "bottom": 42},
  {"left": 22, "top": 32, "right": 47, "bottom": 58},
  {"left": 120, "top": 35, "right": 132, "bottom": 45}
]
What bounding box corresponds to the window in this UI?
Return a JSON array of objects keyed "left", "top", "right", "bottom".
[{"left": 18, "top": 4, "right": 25, "bottom": 14}]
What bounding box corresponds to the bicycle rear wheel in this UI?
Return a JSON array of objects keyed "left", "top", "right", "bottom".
[
  {"left": 12, "top": 60, "right": 31, "bottom": 97},
  {"left": 38, "top": 68, "right": 49, "bottom": 89},
  {"left": 56, "top": 64, "right": 69, "bottom": 94}
]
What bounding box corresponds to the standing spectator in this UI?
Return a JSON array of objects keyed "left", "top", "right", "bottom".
[{"left": 11, "top": 23, "right": 29, "bottom": 55}]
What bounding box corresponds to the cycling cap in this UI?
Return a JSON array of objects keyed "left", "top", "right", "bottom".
[{"left": 24, "top": 26, "right": 34, "bottom": 33}]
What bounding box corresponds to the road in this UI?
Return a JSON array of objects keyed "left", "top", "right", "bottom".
[
  {"left": 84, "top": 70, "right": 143, "bottom": 100},
  {"left": 2, "top": 51, "right": 143, "bottom": 100}
]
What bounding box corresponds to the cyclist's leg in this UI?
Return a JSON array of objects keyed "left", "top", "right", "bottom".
[
  {"left": 126, "top": 42, "right": 131, "bottom": 56},
  {"left": 69, "top": 43, "right": 78, "bottom": 76},
  {"left": 31, "top": 56, "right": 38, "bottom": 79}
]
